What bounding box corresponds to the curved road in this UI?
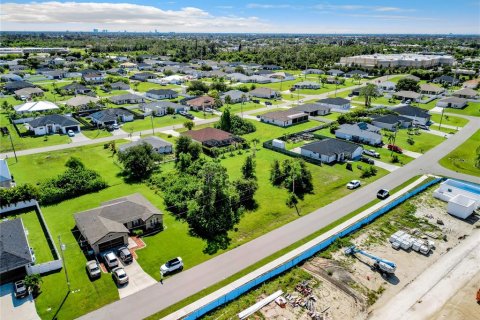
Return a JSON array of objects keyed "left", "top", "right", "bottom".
[{"left": 79, "top": 114, "right": 479, "bottom": 320}]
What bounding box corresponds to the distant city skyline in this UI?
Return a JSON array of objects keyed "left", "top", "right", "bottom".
[{"left": 1, "top": 0, "right": 479, "bottom": 34}]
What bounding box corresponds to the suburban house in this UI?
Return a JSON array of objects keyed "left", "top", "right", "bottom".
[
  {"left": 290, "top": 104, "right": 331, "bottom": 116},
  {"left": 300, "top": 138, "right": 363, "bottom": 164},
  {"left": 109, "top": 93, "right": 145, "bottom": 105},
  {"left": 140, "top": 101, "right": 188, "bottom": 116},
  {"left": 119, "top": 62, "right": 137, "bottom": 69},
  {"left": 119, "top": 136, "right": 173, "bottom": 154},
  {"left": 227, "top": 73, "right": 249, "bottom": 83},
  {"left": 110, "top": 81, "right": 130, "bottom": 90},
  {"left": 186, "top": 96, "right": 215, "bottom": 110},
  {"left": 463, "top": 79, "right": 479, "bottom": 89},
  {"left": 183, "top": 127, "right": 244, "bottom": 148},
  {"left": 107, "top": 68, "right": 128, "bottom": 76},
  {"left": 1, "top": 74, "right": 23, "bottom": 83},
  {"left": 221, "top": 90, "right": 250, "bottom": 103},
  {"left": 137, "top": 63, "right": 153, "bottom": 71},
  {"left": 268, "top": 72, "right": 295, "bottom": 81},
  {"left": 130, "top": 72, "right": 157, "bottom": 81},
  {"left": 302, "top": 69, "right": 324, "bottom": 75},
  {"left": 14, "top": 101, "right": 60, "bottom": 114},
  {"left": 316, "top": 97, "right": 351, "bottom": 111},
  {"left": 394, "top": 105, "right": 431, "bottom": 125},
  {"left": 436, "top": 97, "right": 468, "bottom": 109},
  {"left": 27, "top": 114, "right": 80, "bottom": 135},
  {"left": 74, "top": 193, "right": 163, "bottom": 254},
  {"left": 393, "top": 90, "right": 422, "bottom": 102},
  {"left": 371, "top": 114, "right": 413, "bottom": 131},
  {"left": 82, "top": 72, "right": 105, "bottom": 84},
  {"left": 248, "top": 75, "right": 271, "bottom": 84},
  {"left": 0, "top": 219, "right": 35, "bottom": 277},
  {"left": 146, "top": 89, "right": 178, "bottom": 100},
  {"left": 90, "top": 108, "right": 134, "bottom": 127},
  {"left": 0, "top": 159, "right": 13, "bottom": 188},
  {"left": 61, "top": 83, "right": 92, "bottom": 95},
  {"left": 327, "top": 69, "right": 345, "bottom": 76},
  {"left": 43, "top": 70, "right": 66, "bottom": 80},
  {"left": 452, "top": 88, "right": 478, "bottom": 99},
  {"left": 249, "top": 87, "right": 280, "bottom": 99},
  {"left": 64, "top": 95, "right": 99, "bottom": 109},
  {"left": 420, "top": 84, "right": 445, "bottom": 96},
  {"left": 293, "top": 81, "right": 321, "bottom": 89},
  {"left": 344, "top": 70, "right": 368, "bottom": 78},
  {"left": 14, "top": 87, "right": 44, "bottom": 100},
  {"left": 259, "top": 109, "right": 309, "bottom": 127},
  {"left": 377, "top": 81, "right": 396, "bottom": 92},
  {"left": 262, "top": 64, "right": 281, "bottom": 70},
  {"left": 4, "top": 81, "right": 36, "bottom": 93},
  {"left": 335, "top": 122, "right": 382, "bottom": 146},
  {"left": 433, "top": 75, "right": 460, "bottom": 86}
]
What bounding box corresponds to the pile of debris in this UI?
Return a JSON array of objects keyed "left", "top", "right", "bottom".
[
  {"left": 280, "top": 280, "right": 331, "bottom": 320},
  {"left": 389, "top": 230, "right": 435, "bottom": 255}
]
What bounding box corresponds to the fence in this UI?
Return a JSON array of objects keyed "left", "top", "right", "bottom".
[{"left": 182, "top": 177, "right": 443, "bottom": 319}]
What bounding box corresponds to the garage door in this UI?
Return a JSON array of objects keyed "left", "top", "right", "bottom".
[
  {"left": 65, "top": 126, "right": 79, "bottom": 133},
  {"left": 98, "top": 237, "right": 125, "bottom": 252}
]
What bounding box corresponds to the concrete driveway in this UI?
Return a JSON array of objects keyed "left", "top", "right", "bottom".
[
  {"left": 70, "top": 132, "right": 90, "bottom": 143},
  {"left": 112, "top": 128, "right": 128, "bottom": 136},
  {"left": 0, "top": 283, "right": 40, "bottom": 320},
  {"left": 117, "top": 260, "right": 156, "bottom": 299}
]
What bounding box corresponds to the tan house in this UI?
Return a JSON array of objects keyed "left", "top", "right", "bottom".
[
  {"left": 186, "top": 96, "right": 215, "bottom": 110},
  {"left": 14, "top": 87, "right": 44, "bottom": 100}
]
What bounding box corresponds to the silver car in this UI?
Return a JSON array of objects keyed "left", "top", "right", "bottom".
[
  {"left": 86, "top": 260, "right": 101, "bottom": 279},
  {"left": 112, "top": 267, "right": 129, "bottom": 285}
]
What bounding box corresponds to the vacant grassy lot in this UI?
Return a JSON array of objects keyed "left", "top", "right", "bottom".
[
  {"left": 220, "top": 102, "right": 265, "bottom": 114},
  {"left": 81, "top": 128, "right": 113, "bottom": 139},
  {"left": 430, "top": 113, "right": 468, "bottom": 127},
  {"left": 390, "top": 129, "right": 446, "bottom": 153},
  {"left": 121, "top": 115, "right": 186, "bottom": 132},
  {"left": 242, "top": 119, "right": 322, "bottom": 142},
  {"left": 135, "top": 82, "right": 181, "bottom": 92},
  {"left": 439, "top": 129, "right": 480, "bottom": 177}
]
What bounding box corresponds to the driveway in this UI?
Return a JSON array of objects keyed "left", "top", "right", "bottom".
[
  {"left": 70, "top": 132, "right": 90, "bottom": 143},
  {"left": 373, "top": 159, "right": 401, "bottom": 172},
  {"left": 0, "top": 283, "right": 40, "bottom": 320},
  {"left": 111, "top": 128, "right": 128, "bottom": 136},
  {"left": 117, "top": 260, "right": 157, "bottom": 299}
]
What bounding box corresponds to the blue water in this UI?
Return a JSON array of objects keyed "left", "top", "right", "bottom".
[{"left": 447, "top": 179, "right": 480, "bottom": 195}]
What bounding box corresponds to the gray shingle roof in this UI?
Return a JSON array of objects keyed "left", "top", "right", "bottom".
[
  {"left": 291, "top": 104, "right": 331, "bottom": 113},
  {"left": 28, "top": 114, "right": 80, "bottom": 128},
  {"left": 301, "top": 138, "right": 361, "bottom": 156},
  {"left": 394, "top": 105, "right": 430, "bottom": 119},
  {"left": 118, "top": 136, "right": 172, "bottom": 152},
  {"left": 317, "top": 97, "right": 350, "bottom": 106},
  {"left": 90, "top": 108, "right": 133, "bottom": 123},
  {"left": 0, "top": 219, "right": 33, "bottom": 273}
]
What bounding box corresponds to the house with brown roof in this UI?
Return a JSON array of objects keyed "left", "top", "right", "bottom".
[
  {"left": 419, "top": 84, "right": 445, "bottom": 96},
  {"left": 183, "top": 127, "right": 244, "bottom": 148},
  {"left": 186, "top": 96, "right": 215, "bottom": 110},
  {"left": 452, "top": 88, "right": 478, "bottom": 99},
  {"left": 393, "top": 90, "right": 422, "bottom": 102},
  {"left": 259, "top": 109, "right": 309, "bottom": 127},
  {"left": 14, "top": 87, "right": 44, "bottom": 100}
]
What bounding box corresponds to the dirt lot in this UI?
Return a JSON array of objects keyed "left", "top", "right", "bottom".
[{"left": 252, "top": 188, "right": 480, "bottom": 320}]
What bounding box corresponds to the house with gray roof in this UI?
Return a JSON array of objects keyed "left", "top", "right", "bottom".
[
  {"left": 327, "top": 69, "right": 345, "bottom": 76},
  {"left": 290, "top": 104, "right": 331, "bottom": 116},
  {"left": 302, "top": 69, "right": 324, "bottom": 75},
  {"left": 119, "top": 136, "right": 172, "bottom": 154},
  {"left": 293, "top": 81, "right": 321, "bottom": 89},
  {"left": 110, "top": 81, "right": 130, "bottom": 90},
  {"left": 74, "top": 193, "right": 163, "bottom": 254},
  {"left": 259, "top": 109, "right": 308, "bottom": 127},
  {"left": 90, "top": 108, "right": 134, "bottom": 127},
  {"left": 0, "top": 219, "right": 34, "bottom": 275},
  {"left": 250, "top": 87, "right": 280, "bottom": 99},
  {"left": 221, "top": 90, "right": 250, "bottom": 103},
  {"left": 61, "top": 82, "right": 92, "bottom": 95},
  {"left": 130, "top": 72, "right": 157, "bottom": 82},
  {"left": 335, "top": 122, "right": 383, "bottom": 146},
  {"left": 393, "top": 90, "right": 422, "bottom": 102},
  {"left": 108, "top": 93, "right": 145, "bottom": 105},
  {"left": 371, "top": 114, "right": 413, "bottom": 131},
  {"left": 317, "top": 97, "right": 351, "bottom": 111},
  {"left": 452, "top": 88, "right": 478, "bottom": 99},
  {"left": 344, "top": 70, "right": 368, "bottom": 78},
  {"left": 27, "top": 114, "right": 81, "bottom": 136},
  {"left": 0, "top": 159, "right": 13, "bottom": 188},
  {"left": 139, "top": 101, "right": 187, "bottom": 116},
  {"left": 436, "top": 97, "right": 468, "bottom": 109},
  {"left": 4, "top": 81, "right": 35, "bottom": 93},
  {"left": 300, "top": 139, "right": 363, "bottom": 164},
  {"left": 394, "top": 105, "right": 431, "bottom": 125},
  {"left": 146, "top": 89, "right": 178, "bottom": 100}
]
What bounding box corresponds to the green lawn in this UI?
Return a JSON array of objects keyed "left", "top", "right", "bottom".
[
  {"left": 430, "top": 113, "right": 468, "bottom": 127},
  {"left": 352, "top": 95, "right": 399, "bottom": 106},
  {"left": 388, "top": 129, "right": 446, "bottom": 153},
  {"left": 221, "top": 102, "right": 265, "bottom": 114},
  {"left": 121, "top": 115, "right": 186, "bottom": 132},
  {"left": 442, "top": 102, "right": 480, "bottom": 117},
  {"left": 439, "top": 129, "right": 480, "bottom": 177},
  {"left": 135, "top": 82, "right": 181, "bottom": 92},
  {"left": 95, "top": 88, "right": 130, "bottom": 97},
  {"left": 0, "top": 95, "right": 24, "bottom": 107},
  {"left": 81, "top": 128, "right": 113, "bottom": 139},
  {"left": 242, "top": 119, "right": 321, "bottom": 142},
  {"left": 7, "top": 210, "right": 55, "bottom": 264},
  {"left": 189, "top": 110, "right": 218, "bottom": 120},
  {"left": 281, "top": 93, "right": 305, "bottom": 101}
]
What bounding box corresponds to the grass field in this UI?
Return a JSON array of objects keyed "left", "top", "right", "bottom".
[
  {"left": 390, "top": 129, "right": 446, "bottom": 153},
  {"left": 121, "top": 115, "right": 186, "bottom": 132},
  {"left": 443, "top": 102, "right": 480, "bottom": 117},
  {"left": 81, "top": 128, "right": 113, "bottom": 139},
  {"left": 135, "top": 82, "right": 181, "bottom": 92},
  {"left": 439, "top": 129, "right": 480, "bottom": 177},
  {"left": 430, "top": 113, "right": 468, "bottom": 127},
  {"left": 220, "top": 102, "right": 266, "bottom": 114}
]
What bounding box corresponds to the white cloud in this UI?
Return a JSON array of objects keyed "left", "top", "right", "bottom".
[
  {"left": 313, "top": 4, "right": 414, "bottom": 13},
  {"left": 1, "top": 2, "right": 268, "bottom": 32},
  {"left": 246, "top": 3, "right": 298, "bottom": 9}
]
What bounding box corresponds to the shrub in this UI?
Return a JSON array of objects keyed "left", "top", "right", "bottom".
[
  {"left": 391, "top": 155, "right": 400, "bottom": 163},
  {"left": 132, "top": 229, "right": 144, "bottom": 236},
  {"left": 361, "top": 166, "right": 378, "bottom": 178}
]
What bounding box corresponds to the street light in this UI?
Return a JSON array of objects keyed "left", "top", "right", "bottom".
[{"left": 58, "top": 235, "right": 71, "bottom": 292}]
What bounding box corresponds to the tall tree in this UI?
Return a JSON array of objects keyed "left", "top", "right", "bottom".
[
  {"left": 218, "top": 107, "right": 232, "bottom": 132},
  {"left": 241, "top": 155, "right": 256, "bottom": 180},
  {"left": 396, "top": 78, "right": 420, "bottom": 92},
  {"left": 183, "top": 120, "right": 194, "bottom": 130},
  {"left": 117, "top": 143, "right": 160, "bottom": 180},
  {"left": 270, "top": 159, "right": 283, "bottom": 186},
  {"left": 359, "top": 83, "right": 381, "bottom": 107}
]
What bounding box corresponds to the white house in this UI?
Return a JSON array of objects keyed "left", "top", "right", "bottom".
[
  {"left": 27, "top": 114, "right": 81, "bottom": 135},
  {"left": 146, "top": 89, "right": 178, "bottom": 100},
  {"left": 14, "top": 101, "right": 60, "bottom": 114},
  {"left": 294, "top": 81, "right": 321, "bottom": 89},
  {"left": 377, "top": 81, "right": 396, "bottom": 92},
  {"left": 335, "top": 122, "right": 382, "bottom": 146},
  {"left": 300, "top": 139, "right": 363, "bottom": 164},
  {"left": 436, "top": 97, "right": 468, "bottom": 109},
  {"left": 434, "top": 179, "right": 480, "bottom": 219},
  {"left": 316, "top": 97, "right": 351, "bottom": 111}
]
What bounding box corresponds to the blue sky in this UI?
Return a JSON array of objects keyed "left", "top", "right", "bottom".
[{"left": 1, "top": 1, "right": 479, "bottom": 33}]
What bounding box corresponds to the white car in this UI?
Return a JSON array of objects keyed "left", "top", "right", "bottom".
[
  {"left": 160, "top": 257, "right": 183, "bottom": 275},
  {"left": 67, "top": 130, "right": 75, "bottom": 137},
  {"left": 112, "top": 267, "right": 129, "bottom": 285},
  {"left": 346, "top": 180, "right": 361, "bottom": 189},
  {"left": 204, "top": 108, "right": 213, "bottom": 113},
  {"left": 363, "top": 149, "right": 380, "bottom": 158},
  {"left": 86, "top": 260, "right": 101, "bottom": 279},
  {"left": 103, "top": 252, "right": 119, "bottom": 269}
]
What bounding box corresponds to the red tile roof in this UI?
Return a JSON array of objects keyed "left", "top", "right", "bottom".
[{"left": 183, "top": 127, "right": 233, "bottom": 143}]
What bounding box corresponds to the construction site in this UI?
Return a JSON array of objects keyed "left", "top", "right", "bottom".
[{"left": 204, "top": 185, "right": 480, "bottom": 320}]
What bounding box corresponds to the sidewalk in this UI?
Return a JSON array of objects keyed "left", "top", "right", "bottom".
[{"left": 162, "top": 175, "right": 430, "bottom": 320}]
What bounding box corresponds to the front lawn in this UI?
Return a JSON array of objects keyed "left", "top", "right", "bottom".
[
  {"left": 135, "top": 82, "right": 181, "bottom": 92},
  {"left": 388, "top": 129, "right": 446, "bottom": 153},
  {"left": 221, "top": 102, "right": 265, "bottom": 114},
  {"left": 121, "top": 115, "right": 186, "bottom": 133},
  {"left": 242, "top": 119, "right": 321, "bottom": 142},
  {"left": 439, "top": 129, "right": 480, "bottom": 177},
  {"left": 443, "top": 102, "right": 480, "bottom": 117},
  {"left": 81, "top": 128, "right": 113, "bottom": 139},
  {"left": 430, "top": 113, "right": 468, "bottom": 127}
]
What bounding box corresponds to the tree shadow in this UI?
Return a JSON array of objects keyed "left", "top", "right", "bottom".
[
  {"left": 51, "top": 290, "right": 70, "bottom": 320},
  {"left": 203, "top": 234, "right": 231, "bottom": 255}
]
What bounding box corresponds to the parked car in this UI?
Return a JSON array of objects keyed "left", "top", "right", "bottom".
[
  {"left": 67, "top": 130, "right": 75, "bottom": 137},
  {"left": 112, "top": 123, "right": 120, "bottom": 130},
  {"left": 184, "top": 113, "right": 194, "bottom": 120},
  {"left": 204, "top": 108, "right": 213, "bottom": 113},
  {"left": 387, "top": 144, "right": 403, "bottom": 154},
  {"left": 103, "top": 252, "right": 119, "bottom": 269},
  {"left": 160, "top": 257, "right": 183, "bottom": 275},
  {"left": 14, "top": 280, "right": 28, "bottom": 299},
  {"left": 265, "top": 101, "right": 272, "bottom": 106},
  {"left": 416, "top": 124, "right": 429, "bottom": 130},
  {"left": 346, "top": 180, "right": 361, "bottom": 189},
  {"left": 118, "top": 247, "right": 133, "bottom": 264},
  {"left": 86, "top": 260, "right": 101, "bottom": 279},
  {"left": 377, "top": 189, "right": 390, "bottom": 200},
  {"left": 360, "top": 156, "right": 375, "bottom": 165},
  {"left": 112, "top": 267, "right": 129, "bottom": 285},
  {"left": 363, "top": 149, "right": 380, "bottom": 158}
]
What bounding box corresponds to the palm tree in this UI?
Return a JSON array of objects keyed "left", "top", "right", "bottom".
[
  {"left": 359, "top": 84, "right": 381, "bottom": 107},
  {"left": 251, "top": 138, "right": 260, "bottom": 157}
]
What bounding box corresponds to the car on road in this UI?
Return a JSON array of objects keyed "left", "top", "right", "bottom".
[
  {"left": 67, "top": 130, "right": 75, "bottom": 137},
  {"left": 360, "top": 156, "right": 375, "bottom": 165},
  {"left": 103, "top": 252, "right": 119, "bottom": 270},
  {"left": 387, "top": 144, "right": 403, "bottom": 154},
  {"left": 363, "top": 149, "right": 380, "bottom": 158},
  {"left": 377, "top": 189, "right": 390, "bottom": 200},
  {"left": 160, "top": 257, "right": 183, "bottom": 275},
  {"left": 112, "top": 267, "right": 129, "bottom": 285},
  {"left": 346, "top": 180, "right": 361, "bottom": 189},
  {"left": 86, "top": 260, "right": 101, "bottom": 279},
  {"left": 118, "top": 247, "right": 133, "bottom": 264},
  {"left": 14, "top": 280, "right": 28, "bottom": 299}
]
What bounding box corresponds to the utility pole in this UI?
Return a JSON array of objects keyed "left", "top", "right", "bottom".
[
  {"left": 8, "top": 133, "right": 18, "bottom": 162},
  {"left": 58, "top": 235, "right": 71, "bottom": 292},
  {"left": 438, "top": 107, "right": 445, "bottom": 131},
  {"left": 150, "top": 114, "right": 155, "bottom": 135}
]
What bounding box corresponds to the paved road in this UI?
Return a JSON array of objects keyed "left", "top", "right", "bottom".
[{"left": 79, "top": 114, "right": 479, "bottom": 320}]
